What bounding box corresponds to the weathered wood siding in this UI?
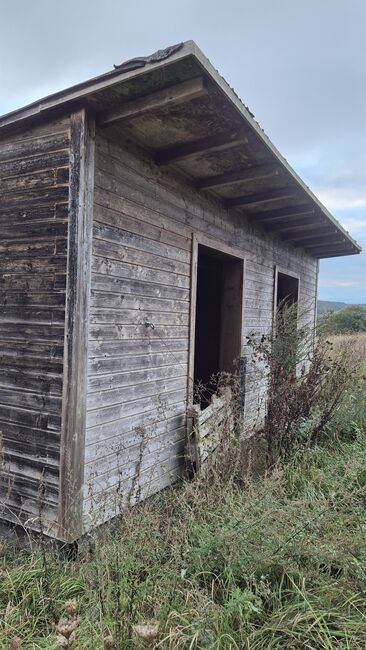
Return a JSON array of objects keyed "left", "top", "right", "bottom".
[
  {"left": 0, "top": 118, "right": 70, "bottom": 535},
  {"left": 84, "top": 130, "right": 317, "bottom": 525}
]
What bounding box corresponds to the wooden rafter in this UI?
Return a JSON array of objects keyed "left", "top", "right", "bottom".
[
  {"left": 288, "top": 232, "right": 341, "bottom": 245},
  {"left": 195, "top": 163, "right": 280, "bottom": 190},
  {"left": 268, "top": 219, "right": 329, "bottom": 234},
  {"left": 98, "top": 77, "right": 208, "bottom": 127},
  {"left": 155, "top": 130, "right": 249, "bottom": 165},
  {"left": 227, "top": 186, "right": 297, "bottom": 209},
  {"left": 248, "top": 204, "right": 315, "bottom": 223}
]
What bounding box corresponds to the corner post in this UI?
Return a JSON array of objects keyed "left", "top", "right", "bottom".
[{"left": 58, "top": 109, "right": 95, "bottom": 542}]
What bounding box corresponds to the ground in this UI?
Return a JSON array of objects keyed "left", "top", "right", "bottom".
[{"left": 0, "top": 334, "right": 365, "bottom": 649}]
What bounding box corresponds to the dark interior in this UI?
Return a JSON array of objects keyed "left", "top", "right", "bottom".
[
  {"left": 276, "top": 272, "right": 299, "bottom": 308},
  {"left": 194, "top": 253, "right": 223, "bottom": 403},
  {"left": 194, "top": 246, "right": 243, "bottom": 407}
]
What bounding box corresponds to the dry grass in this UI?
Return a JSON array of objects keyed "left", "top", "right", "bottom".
[{"left": 327, "top": 331, "right": 366, "bottom": 359}]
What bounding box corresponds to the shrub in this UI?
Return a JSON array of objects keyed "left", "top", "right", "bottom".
[
  {"left": 319, "top": 305, "right": 366, "bottom": 335},
  {"left": 247, "top": 304, "right": 357, "bottom": 465}
]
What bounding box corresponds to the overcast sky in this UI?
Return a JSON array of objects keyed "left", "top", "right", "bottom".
[{"left": 1, "top": 0, "right": 365, "bottom": 302}]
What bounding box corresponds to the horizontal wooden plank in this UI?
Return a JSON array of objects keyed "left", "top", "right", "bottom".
[
  {"left": 87, "top": 388, "right": 186, "bottom": 428},
  {"left": 87, "top": 375, "right": 186, "bottom": 410},
  {"left": 89, "top": 349, "right": 188, "bottom": 376},
  {"left": 90, "top": 290, "right": 189, "bottom": 313},
  {"left": 88, "top": 363, "right": 185, "bottom": 394},
  {"left": 91, "top": 272, "right": 189, "bottom": 301},
  {"left": 93, "top": 219, "right": 190, "bottom": 264},
  {"left": 86, "top": 410, "right": 186, "bottom": 456},
  {"left": 83, "top": 462, "right": 183, "bottom": 523},
  {"left": 0, "top": 150, "right": 69, "bottom": 179},
  {"left": 92, "top": 255, "right": 190, "bottom": 289},
  {"left": 89, "top": 337, "right": 187, "bottom": 358},
  {"left": 0, "top": 385, "right": 61, "bottom": 414},
  {"left": 0, "top": 239, "right": 67, "bottom": 262},
  {"left": 0, "top": 255, "right": 67, "bottom": 275},
  {"left": 85, "top": 400, "right": 186, "bottom": 447},
  {"left": 0, "top": 220, "right": 68, "bottom": 242},
  {"left": 84, "top": 428, "right": 186, "bottom": 487},
  {"left": 93, "top": 201, "right": 191, "bottom": 252},
  {"left": 89, "top": 323, "right": 189, "bottom": 341},
  {"left": 0, "top": 351, "right": 63, "bottom": 374},
  {"left": 0, "top": 131, "right": 70, "bottom": 163},
  {"left": 0, "top": 306, "right": 65, "bottom": 325},
  {"left": 89, "top": 307, "right": 189, "bottom": 327},
  {"left": 1, "top": 421, "right": 60, "bottom": 458},
  {"left": 93, "top": 236, "right": 190, "bottom": 276},
  {"left": 0, "top": 291, "right": 66, "bottom": 308},
  {"left": 84, "top": 443, "right": 185, "bottom": 499},
  {"left": 0, "top": 401, "right": 60, "bottom": 430},
  {"left": 0, "top": 186, "right": 69, "bottom": 211},
  {"left": 0, "top": 167, "right": 69, "bottom": 196}
]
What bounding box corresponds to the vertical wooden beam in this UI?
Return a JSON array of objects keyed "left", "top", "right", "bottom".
[{"left": 58, "top": 109, "right": 95, "bottom": 542}]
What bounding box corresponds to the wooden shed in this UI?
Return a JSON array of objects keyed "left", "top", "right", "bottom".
[{"left": 0, "top": 41, "right": 360, "bottom": 542}]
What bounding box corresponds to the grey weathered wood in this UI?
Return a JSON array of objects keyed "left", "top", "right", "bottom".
[
  {"left": 0, "top": 117, "right": 71, "bottom": 538},
  {"left": 155, "top": 130, "right": 249, "bottom": 165},
  {"left": 98, "top": 77, "right": 207, "bottom": 127},
  {"left": 189, "top": 388, "right": 233, "bottom": 469},
  {"left": 227, "top": 187, "right": 298, "bottom": 209},
  {"left": 293, "top": 234, "right": 343, "bottom": 247},
  {"left": 269, "top": 220, "right": 329, "bottom": 234},
  {"left": 195, "top": 163, "right": 280, "bottom": 190},
  {"left": 305, "top": 243, "right": 355, "bottom": 255},
  {"left": 248, "top": 204, "right": 315, "bottom": 223},
  {"left": 58, "top": 110, "right": 95, "bottom": 542}
]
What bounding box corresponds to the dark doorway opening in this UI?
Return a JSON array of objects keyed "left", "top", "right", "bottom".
[{"left": 193, "top": 245, "right": 243, "bottom": 407}]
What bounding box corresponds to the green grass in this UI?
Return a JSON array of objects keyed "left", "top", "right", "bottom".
[{"left": 1, "top": 376, "right": 366, "bottom": 648}]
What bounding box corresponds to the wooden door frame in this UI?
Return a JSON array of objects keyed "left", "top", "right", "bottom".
[{"left": 187, "top": 232, "right": 246, "bottom": 410}]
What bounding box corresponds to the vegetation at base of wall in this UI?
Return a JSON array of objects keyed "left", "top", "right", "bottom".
[
  {"left": 0, "top": 335, "right": 366, "bottom": 649},
  {"left": 247, "top": 304, "right": 359, "bottom": 467},
  {"left": 318, "top": 304, "right": 366, "bottom": 335}
]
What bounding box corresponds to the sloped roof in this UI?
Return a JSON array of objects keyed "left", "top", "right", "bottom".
[{"left": 0, "top": 41, "right": 361, "bottom": 258}]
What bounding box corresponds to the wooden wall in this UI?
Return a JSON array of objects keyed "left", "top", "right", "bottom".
[
  {"left": 0, "top": 118, "right": 70, "bottom": 536},
  {"left": 84, "top": 129, "right": 318, "bottom": 525}
]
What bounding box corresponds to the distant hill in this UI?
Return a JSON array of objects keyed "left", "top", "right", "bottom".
[{"left": 318, "top": 300, "right": 366, "bottom": 314}]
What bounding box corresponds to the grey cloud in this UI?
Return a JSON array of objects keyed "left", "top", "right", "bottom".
[{"left": 1, "top": 0, "right": 365, "bottom": 301}]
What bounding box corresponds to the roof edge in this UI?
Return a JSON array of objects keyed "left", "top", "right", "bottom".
[
  {"left": 0, "top": 40, "right": 361, "bottom": 256},
  {"left": 0, "top": 41, "right": 196, "bottom": 131},
  {"left": 189, "top": 42, "right": 361, "bottom": 254}
]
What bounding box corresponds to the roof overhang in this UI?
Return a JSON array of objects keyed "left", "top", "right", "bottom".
[{"left": 0, "top": 41, "right": 361, "bottom": 259}]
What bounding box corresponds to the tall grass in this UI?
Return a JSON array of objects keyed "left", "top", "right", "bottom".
[{"left": 0, "top": 334, "right": 366, "bottom": 649}]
